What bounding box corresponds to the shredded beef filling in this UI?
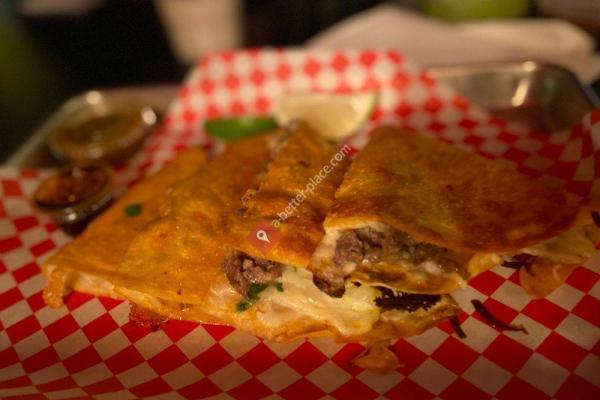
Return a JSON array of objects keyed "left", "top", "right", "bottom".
[
  {"left": 375, "top": 287, "right": 441, "bottom": 312},
  {"left": 223, "top": 251, "right": 283, "bottom": 297},
  {"left": 316, "top": 227, "right": 458, "bottom": 297},
  {"left": 313, "top": 275, "right": 346, "bottom": 298},
  {"left": 334, "top": 227, "right": 455, "bottom": 269}
]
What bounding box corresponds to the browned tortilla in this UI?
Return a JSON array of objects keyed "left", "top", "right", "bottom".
[
  {"left": 42, "top": 147, "right": 207, "bottom": 308},
  {"left": 310, "top": 126, "right": 597, "bottom": 296},
  {"left": 112, "top": 134, "right": 274, "bottom": 305},
  {"left": 42, "top": 129, "right": 459, "bottom": 362},
  {"left": 519, "top": 207, "right": 600, "bottom": 297},
  {"left": 327, "top": 126, "right": 583, "bottom": 253},
  {"left": 225, "top": 121, "right": 349, "bottom": 268},
  {"left": 111, "top": 129, "right": 457, "bottom": 343}
]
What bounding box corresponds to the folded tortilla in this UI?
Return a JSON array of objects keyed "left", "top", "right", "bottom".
[
  {"left": 309, "top": 126, "right": 599, "bottom": 297},
  {"left": 195, "top": 122, "right": 456, "bottom": 345},
  {"left": 221, "top": 121, "right": 349, "bottom": 296},
  {"left": 43, "top": 147, "right": 207, "bottom": 308},
  {"left": 42, "top": 129, "right": 460, "bottom": 371},
  {"left": 518, "top": 208, "right": 600, "bottom": 297},
  {"left": 110, "top": 133, "right": 275, "bottom": 306}
]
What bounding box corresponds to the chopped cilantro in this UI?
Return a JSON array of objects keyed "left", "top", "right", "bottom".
[
  {"left": 236, "top": 301, "right": 252, "bottom": 312},
  {"left": 248, "top": 282, "right": 268, "bottom": 297},
  {"left": 236, "top": 283, "right": 268, "bottom": 313},
  {"left": 124, "top": 203, "right": 142, "bottom": 217},
  {"left": 235, "top": 282, "right": 285, "bottom": 312}
]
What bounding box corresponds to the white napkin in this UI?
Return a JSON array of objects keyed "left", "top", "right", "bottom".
[{"left": 308, "top": 4, "right": 600, "bottom": 83}]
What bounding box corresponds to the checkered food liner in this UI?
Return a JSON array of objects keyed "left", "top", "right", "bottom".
[{"left": 1, "top": 49, "right": 599, "bottom": 400}]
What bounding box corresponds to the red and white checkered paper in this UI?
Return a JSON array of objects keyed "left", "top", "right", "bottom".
[{"left": 1, "top": 49, "right": 600, "bottom": 400}]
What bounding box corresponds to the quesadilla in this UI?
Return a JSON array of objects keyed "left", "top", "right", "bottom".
[
  {"left": 111, "top": 133, "right": 275, "bottom": 308},
  {"left": 309, "top": 127, "right": 600, "bottom": 297},
  {"left": 43, "top": 147, "right": 207, "bottom": 308},
  {"left": 112, "top": 125, "right": 459, "bottom": 347},
  {"left": 221, "top": 121, "right": 349, "bottom": 297},
  {"left": 42, "top": 128, "right": 460, "bottom": 372}
]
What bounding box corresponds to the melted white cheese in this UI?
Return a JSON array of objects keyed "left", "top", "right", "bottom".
[
  {"left": 257, "top": 266, "right": 380, "bottom": 337},
  {"left": 312, "top": 223, "right": 390, "bottom": 267},
  {"left": 310, "top": 228, "right": 340, "bottom": 266},
  {"left": 421, "top": 260, "right": 443, "bottom": 276}
]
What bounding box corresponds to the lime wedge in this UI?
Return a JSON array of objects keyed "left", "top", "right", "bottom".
[
  {"left": 424, "top": 0, "right": 530, "bottom": 21},
  {"left": 204, "top": 116, "right": 278, "bottom": 141},
  {"left": 275, "top": 92, "right": 378, "bottom": 141}
]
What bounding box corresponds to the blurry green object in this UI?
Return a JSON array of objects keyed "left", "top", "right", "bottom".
[
  {"left": 0, "top": 3, "right": 64, "bottom": 160},
  {"left": 424, "top": 0, "right": 531, "bottom": 21},
  {"left": 204, "top": 116, "right": 278, "bottom": 141}
]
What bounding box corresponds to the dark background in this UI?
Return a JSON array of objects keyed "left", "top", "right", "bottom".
[
  {"left": 0, "top": 0, "right": 383, "bottom": 161},
  {"left": 1, "top": 0, "right": 599, "bottom": 162}
]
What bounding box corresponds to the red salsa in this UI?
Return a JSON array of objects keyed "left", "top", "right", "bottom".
[
  {"left": 34, "top": 165, "right": 110, "bottom": 208},
  {"left": 34, "top": 164, "right": 113, "bottom": 234}
]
